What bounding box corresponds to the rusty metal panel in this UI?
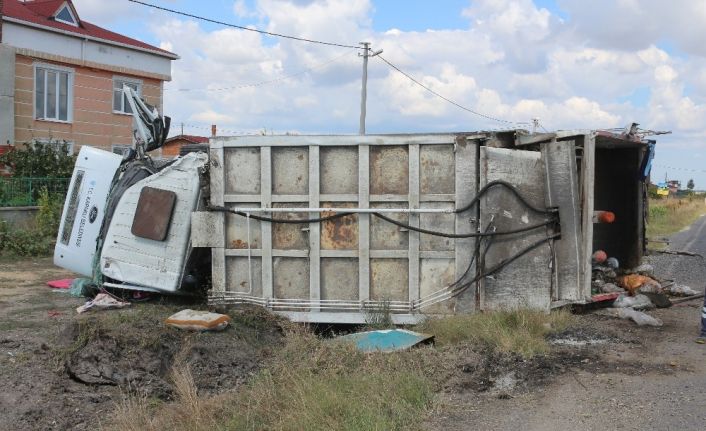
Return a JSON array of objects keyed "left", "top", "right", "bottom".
[
  {"left": 370, "top": 146, "right": 409, "bottom": 194},
  {"left": 273, "top": 257, "right": 309, "bottom": 301},
  {"left": 370, "top": 258, "right": 409, "bottom": 301},
  {"left": 272, "top": 147, "right": 308, "bottom": 195},
  {"left": 272, "top": 203, "right": 309, "bottom": 250},
  {"left": 321, "top": 147, "right": 358, "bottom": 194},
  {"left": 370, "top": 203, "right": 408, "bottom": 250},
  {"left": 320, "top": 202, "right": 358, "bottom": 250},
  {"left": 321, "top": 258, "right": 359, "bottom": 300},
  {"left": 224, "top": 148, "right": 260, "bottom": 194},
  {"left": 225, "top": 204, "right": 261, "bottom": 249},
  {"left": 480, "top": 147, "right": 552, "bottom": 311},
  {"left": 420, "top": 202, "right": 455, "bottom": 251},
  {"left": 420, "top": 144, "right": 455, "bottom": 194},
  {"left": 131, "top": 187, "right": 176, "bottom": 241},
  {"left": 226, "top": 257, "right": 262, "bottom": 296}
]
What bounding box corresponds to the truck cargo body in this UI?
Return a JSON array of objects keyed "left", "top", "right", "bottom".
[{"left": 197, "top": 130, "right": 649, "bottom": 323}]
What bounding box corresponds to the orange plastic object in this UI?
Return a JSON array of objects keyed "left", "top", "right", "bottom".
[
  {"left": 617, "top": 274, "right": 656, "bottom": 295},
  {"left": 593, "top": 211, "right": 616, "bottom": 224}
]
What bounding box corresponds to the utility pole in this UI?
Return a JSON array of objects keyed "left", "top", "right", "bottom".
[{"left": 359, "top": 42, "right": 382, "bottom": 135}]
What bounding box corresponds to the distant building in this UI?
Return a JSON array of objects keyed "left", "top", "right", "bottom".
[
  {"left": 0, "top": 0, "right": 178, "bottom": 158},
  {"left": 667, "top": 180, "right": 681, "bottom": 195},
  {"left": 162, "top": 134, "right": 209, "bottom": 157}
]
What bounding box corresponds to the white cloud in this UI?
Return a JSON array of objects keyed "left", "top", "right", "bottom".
[{"left": 104, "top": 0, "right": 704, "bottom": 185}]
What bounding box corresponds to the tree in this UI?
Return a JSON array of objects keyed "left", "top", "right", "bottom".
[
  {"left": 0, "top": 141, "right": 76, "bottom": 178},
  {"left": 687, "top": 178, "right": 695, "bottom": 191}
]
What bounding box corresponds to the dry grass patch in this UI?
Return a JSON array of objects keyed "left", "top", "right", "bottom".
[
  {"left": 418, "top": 309, "right": 574, "bottom": 358},
  {"left": 647, "top": 196, "right": 705, "bottom": 239}
]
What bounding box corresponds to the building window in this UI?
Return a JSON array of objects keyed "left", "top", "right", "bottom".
[
  {"left": 113, "top": 78, "right": 142, "bottom": 114},
  {"left": 111, "top": 144, "right": 132, "bottom": 156},
  {"left": 35, "top": 65, "right": 73, "bottom": 122},
  {"left": 54, "top": 4, "right": 78, "bottom": 26}
]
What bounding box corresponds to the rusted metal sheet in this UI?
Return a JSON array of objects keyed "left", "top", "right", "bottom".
[
  {"left": 272, "top": 203, "right": 308, "bottom": 250},
  {"left": 131, "top": 187, "right": 176, "bottom": 241},
  {"left": 320, "top": 202, "right": 358, "bottom": 250}
]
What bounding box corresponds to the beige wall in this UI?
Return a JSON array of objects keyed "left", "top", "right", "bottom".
[{"left": 13, "top": 54, "right": 163, "bottom": 153}]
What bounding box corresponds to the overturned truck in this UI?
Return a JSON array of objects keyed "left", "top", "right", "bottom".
[{"left": 54, "top": 91, "right": 654, "bottom": 323}]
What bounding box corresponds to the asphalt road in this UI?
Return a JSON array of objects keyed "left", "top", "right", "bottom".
[{"left": 649, "top": 214, "right": 706, "bottom": 291}]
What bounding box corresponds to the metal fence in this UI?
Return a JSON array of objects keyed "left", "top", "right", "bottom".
[{"left": 0, "top": 177, "right": 71, "bottom": 207}]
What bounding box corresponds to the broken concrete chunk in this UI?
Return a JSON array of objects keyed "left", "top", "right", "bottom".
[{"left": 165, "top": 309, "right": 231, "bottom": 331}]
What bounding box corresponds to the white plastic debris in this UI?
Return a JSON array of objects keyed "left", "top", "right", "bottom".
[
  {"left": 667, "top": 284, "right": 699, "bottom": 297},
  {"left": 616, "top": 308, "right": 663, "bottom": 327},
  {"left": 637, "top": 280, "right": 663, "bottom": 294},
  {"left": 612, "top": 293, "right": 654, "bottom": 310},
  {"left": 165, "top": 309, "right": 231, "bottom": 331},
  {"left": 76, "top": 293, "right": 130, "bottom": 314}
]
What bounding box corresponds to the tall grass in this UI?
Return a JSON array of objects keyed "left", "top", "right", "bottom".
[
  {"left": 418, "top": 309, "right": 574, "bottom": 358},
  {"left": 647, "top": 196, "right": 706, "bottom": 238}
]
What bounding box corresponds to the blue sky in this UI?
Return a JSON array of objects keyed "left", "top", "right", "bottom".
[{"left": 73, "top": 0, "right": 706, "bottom": 188}]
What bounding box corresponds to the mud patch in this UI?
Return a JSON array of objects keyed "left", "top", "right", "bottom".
[{"left": 61, "top": 305, "right": 284, "bottom": 400}]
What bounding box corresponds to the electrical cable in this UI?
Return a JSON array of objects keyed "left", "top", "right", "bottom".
[
  {"left": 208, "top": 205, "right": 354, "bottom": 223},
  {"left": 445, "top": 233, "right": 560, "bottom": 300},
  {"left": 208, "top": 180, "right": 559, "bottom": 238},
  {"left": 376, "top": 55, "right": 530, "bottom": 126},
  {"left": 127, "top": 0, "right": 362, "bottom": 50},
  {"left": 372, "top": 212, "right": 554, "bottom": 238},
  {"left": 209, "top": 205, "right": 556, "bottom": 239},
  {"left": 455, "top": 180, "right": 555, "bottom": 214}
]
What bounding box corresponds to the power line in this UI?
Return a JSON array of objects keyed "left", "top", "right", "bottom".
[
  {"left": 654, "top": 164, "right": 706, "bottom": 174},
  {"left": 376, "top": 55, "right": 530, "bottom": 126},
  {"left": 127, "top": 0, "right": 362, "bottom": 50},
  {"left": 165, "top": 51, "right": 351, "bottom": 92}
]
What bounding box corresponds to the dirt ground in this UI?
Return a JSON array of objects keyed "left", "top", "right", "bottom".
[
  {"left": 1, "top": 257, "right": 706, "bottom": 430},
  {"left": 0, "top": 258, "right": 283, "bottom": 431}
]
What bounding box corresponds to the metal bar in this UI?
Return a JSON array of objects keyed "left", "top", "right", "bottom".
[
  {"left": 227, "top": 206, "right": 455, "bottom": 214},
  {"left": 309, "top": 145, "right": 321, "bottom": 312},
  {"left": 261, "top": 146, "right": 273, "bottom": 300},
  {"left": 408, "top": 144, "right": 420, "bottom": 304},
  {"left": 359, "top": 144, "right": 370, "bottom": 301}
]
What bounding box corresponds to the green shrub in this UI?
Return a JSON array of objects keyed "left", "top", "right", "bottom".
[{"left": 0, "top": 188, "right": 62, "bottom": 257}]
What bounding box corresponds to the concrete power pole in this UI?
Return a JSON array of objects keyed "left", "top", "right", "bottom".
[{"left": 358, "top": 42, "right": 382, "bottom": 135}]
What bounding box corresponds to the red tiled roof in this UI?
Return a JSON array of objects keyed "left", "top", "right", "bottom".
[
  {"left": 2, "top": 0, "right": 177, "bottom": 58},
  {"left": 165, "top": 135, "right": 209, "bottom": 144}
]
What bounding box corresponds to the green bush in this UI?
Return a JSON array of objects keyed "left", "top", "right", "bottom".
[
  {"left": 0, "top": 141, "right": 76, "bottom": 178},
  {"left": 0, "top": 187, "right": 62, "bottom": 257}
]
